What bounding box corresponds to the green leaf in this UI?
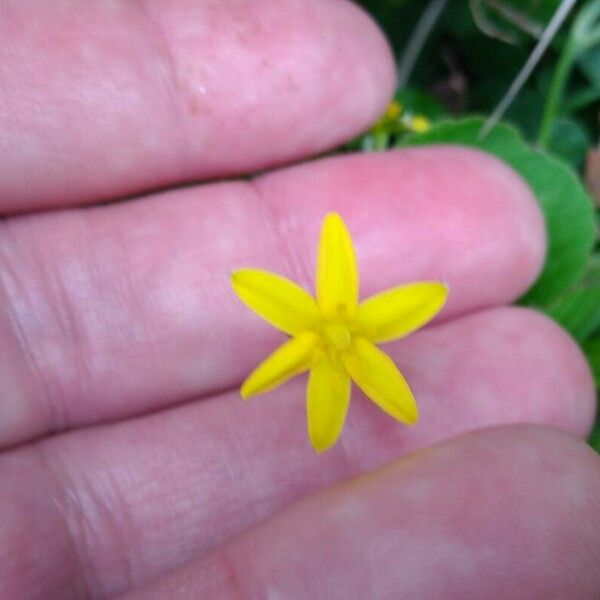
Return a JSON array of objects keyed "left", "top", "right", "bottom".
[
  {"left": 400, "top": 117, "right": 596, "bottom": 305},
  {"left": 546, "top": 286, "right": 600, "bottom": 341},
  {"left": 564, "top": 85, "right": 600, "bottom": 112},
  {"left": 583, "top": 338, "right": 600, "bottom": 453},
  {"left": 578, "top": 45, "right": 600, "bottom": 87},
  {"left": 395, "top": 88, "right": 446, "bottom": 120},
  {"left": 589, "top": 420, "right": 600, "bottom": 453},
  {"left": 580, "top": 254, "right": 600, "bottom": 288},
  {"left": 470, "top": 0, "right": 563, "bottom": 44},
  {"left": 548, "top": 117, "right": 592, "bottom": 170},
  {"left": 584, "top": 338, "right": 600, "bottom": 388},
  {"left": 548, "top": 254, "right": 600, "bottom": 341}
]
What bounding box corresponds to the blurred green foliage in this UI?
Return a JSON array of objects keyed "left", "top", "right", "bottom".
[
  {"left": 352, "top": 0, "right": 600, "bottom": 450},
  {"left": 469, "top": 0, "right": 563, "bottom": 44}
]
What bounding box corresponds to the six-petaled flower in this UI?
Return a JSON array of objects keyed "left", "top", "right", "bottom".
[{"left": 231, "top": 212, "right": 448, "bottom": 453}]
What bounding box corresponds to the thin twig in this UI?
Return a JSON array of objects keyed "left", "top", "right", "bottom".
[
  {"left": 397, "top": 0, "right": 448, "bottom": 89},
  {"left": 479, "top": 0, "right": 579, "bottom": 140}
]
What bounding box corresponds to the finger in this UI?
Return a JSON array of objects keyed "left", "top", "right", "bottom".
[
  {"left": 0, "top": 0, "right": 394, "bottom": 212},
  {"left": 126, "top": 426, "right": 600, "bottom": 600},
  {"left": 1, "top": 307, "right": 593, "bottom": 598},
  {"left": 0, "top": 148, "right": 546, "bottom": 447}
]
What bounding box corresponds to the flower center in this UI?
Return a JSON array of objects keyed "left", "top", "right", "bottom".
[{"left": 323, "top": 322, "right": 351, "bottom": 351}]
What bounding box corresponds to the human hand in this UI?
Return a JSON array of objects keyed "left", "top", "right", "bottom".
[{"left": 1, "top": 1, "right": 599, "bottom": 598}]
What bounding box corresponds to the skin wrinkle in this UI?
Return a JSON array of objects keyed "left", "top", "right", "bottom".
[
  {"left": 138, "top": 0, "right": 196, "bottom": 172},
  {"left": 4, "top": 211, "right": 134, "bottom": 430},
  {"left": 252, "top": 178, "right": 315, "bottom": 295},
  {"left": 208, "top": 545, "right": 247, "bottom": 600},
  {"left": 44, "top": 447, "right": 101, "bottom": 594},
  {"left": 47, "top": 260, "right": 101, "bottom": 427},
  {"left": 87, "top": 469, "right": 138, "bottom": 595},
  {"left": 88, "top": 205, "right": 156, "bottom": 350},
  {"left": 19, "top": 444, "right": 91, "bottom": 599},
  {"left": 2, "top": 212, "right": 116, "bottom": 434},
  {"left": 4, "top": 202, "right": 178, "bottom": 435},
  {"left": 38, "top": 435, "right": 139, "bottom": 598},
  {"left": 223, "top": 415, "right": 260, "bottom": 495},
  {"left": 0, "top": 223, "right": 56, "bottom": 436}
]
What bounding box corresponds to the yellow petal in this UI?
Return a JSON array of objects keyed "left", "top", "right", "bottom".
[
  {"left": 307, "top": 356, "right": 351, "bottom": 453},
  {"left": 316, "top": 213, "right": 359, "bottom": 319},
  {"left": 241, "top": 332, "right": 319, "bottom": 398},
  {"left": 343, "top": 337, "right": 418, "bottom": 424},
  {"left": 357, "top": 282, "right": 448, "bottom": 343},
  {"left": 232, "top": 269, "right": 320, "bottom": 335}
]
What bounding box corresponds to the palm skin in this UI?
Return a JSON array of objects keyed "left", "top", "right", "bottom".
[{"left": 0, "top": 1, "right": 599, "bottom": 599}]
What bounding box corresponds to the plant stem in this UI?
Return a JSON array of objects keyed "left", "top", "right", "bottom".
[
  {"left": 479, "top": 0, "right": 578, "bottom": 140},
  {"left": 564, "top": 86, "right": 600, "bottom": 112},
  {"left": 397, "top": 0, "right": 447, "bottom": 89},
  {"left": 538, "top": 38, "right": 577, "bottom": 148}
]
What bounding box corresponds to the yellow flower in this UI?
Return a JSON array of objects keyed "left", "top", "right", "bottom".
[
  {"left": 383, "top": 100, "right": 403, "bottom": 120},
  {"left": 408, "top": 115, "right": 431, "bottom": 133},
  {"left": 371, "top": 100, "right": 403, "bottom": 135},
  {"left": 231, "top": 213, "right": 448, "bottom": 453}
]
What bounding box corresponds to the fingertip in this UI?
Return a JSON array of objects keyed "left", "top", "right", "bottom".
[
  {"left": 1, "top": 0, "right": 397, "bottom": 210},
  {"left": 256, "top": 146, "right": 547, "bottom": 312},
  {"left": 453, "top": 146, "right": 547, "bottom": 292},
  {"left": 511, "top": 308, "right": 597, "bottom": 437},
  {"left": 154, "top": 0, "right": 398, "bottom": 170},
  {"left": 324, "top": 0, "right": 397, "bottom": 133}
]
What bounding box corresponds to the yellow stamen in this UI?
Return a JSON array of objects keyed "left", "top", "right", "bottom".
[
  {"left": 323, "top": 323, "right": 351, "bottom": 351},
  {"left": 411, "top": 115, "right": 431, "bottom": 133}
]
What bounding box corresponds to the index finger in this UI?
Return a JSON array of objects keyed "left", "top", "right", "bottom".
[{"left": 0, "top": 0, "right": 394, "bottom": 212}]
